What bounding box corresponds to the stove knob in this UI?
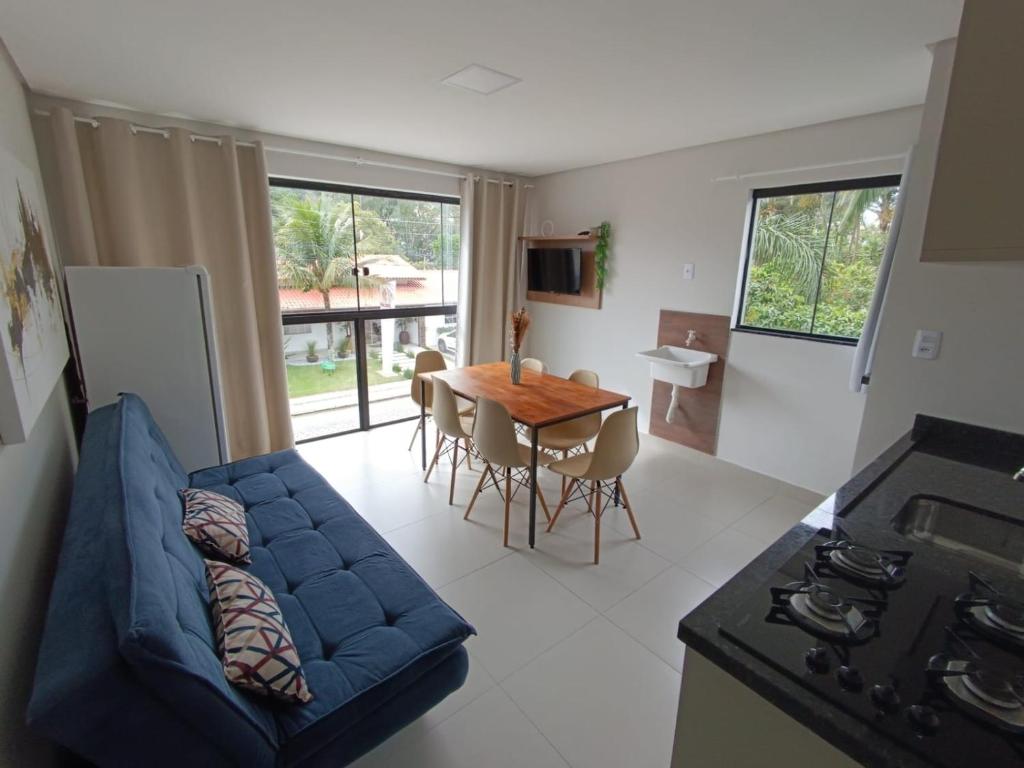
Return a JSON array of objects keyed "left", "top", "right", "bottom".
[
  {"left": 804, "top": 647, "right": 830, "bottom": 674},
  {"left": 907, "top": 704, "right": 940, "bottom": 735},
  {"left": 869, "top": 684, "right": 900, "bottom": 712},
  {"left": 837, "top": 665, "right": 864, "bottom": 692}
]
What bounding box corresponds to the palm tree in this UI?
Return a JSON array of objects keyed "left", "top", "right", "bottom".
[
  {"left": 752, "top": 210, "right": 826, "bottom": 300},
  {"left": 275, "top": 196, "right": 356, "bottom": 349},
  {"left": 752, "top": 187, "right": 896, "bottom": 299}
]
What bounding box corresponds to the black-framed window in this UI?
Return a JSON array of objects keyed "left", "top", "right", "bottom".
[{"left": 735, "top": 175, "right": 901, "bottom": 344}]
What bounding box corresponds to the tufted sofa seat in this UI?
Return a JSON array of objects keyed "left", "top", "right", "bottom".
[{"left": 28, "top": 394, "right": 474, "bottom": 767}]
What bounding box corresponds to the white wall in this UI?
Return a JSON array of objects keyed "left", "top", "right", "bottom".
[
  {"left": 528, "top": 107, "right": 923, "bottom": 494},
  {"left": 855, "top": 39, "right": 1024, "bottom": 467},
  {"left": 0, "top": 43, "right": 76, "bottom": 768}
]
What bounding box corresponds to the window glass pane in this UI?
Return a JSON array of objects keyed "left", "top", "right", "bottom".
[
  {"left": 365, "top": 315, "right": 457, "bottom": 426},
  {"left": 283, "top": 320, "right": 363, "bottom": 440},
  {"left": 741, "top": 191, "right": 833, "bottom": 335},
  {"left": 812, "top": 186, "right": 896, "bottom": 339},
  {"left": 441, "top": 202, "right": 461, "bottom": 306},
  {"left": 353, "top": 194, "right": 446, "bottom": 309},
  {"left": 271, "top": 187, "right": 359, "bottom": 312}
]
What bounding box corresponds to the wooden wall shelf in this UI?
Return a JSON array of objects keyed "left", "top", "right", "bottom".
[
  {"left": 521, "top": 234, "right": 602, "bottom": 310},
  {"left": 518, "top": 234, "right": 597, "bottom": 243}
]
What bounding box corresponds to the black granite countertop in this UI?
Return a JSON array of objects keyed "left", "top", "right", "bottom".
[{"left": 677, "top": 415, "right": 1024, "bottom": 767}]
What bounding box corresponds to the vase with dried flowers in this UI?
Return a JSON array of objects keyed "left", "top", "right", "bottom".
[{"left": 509, "top": 307, "right": 530, "bottom": 384}]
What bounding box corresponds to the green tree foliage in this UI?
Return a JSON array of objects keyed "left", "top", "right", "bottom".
[
  {"left": 742, "top": 185, "right": 896, "bottom": 339},
  {"left": 270, "top": 187, "right": 461, "bottom": 335},
  {"left": 273, "top": 189, "right": 408, "bottom": 347}
]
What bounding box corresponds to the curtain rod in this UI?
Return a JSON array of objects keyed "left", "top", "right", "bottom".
[
  {"left": 33, "top": 108, "right": 533, "bottom": 188},
  {"left": 711, "top": 153, "right": 907, "bottom": 183}
]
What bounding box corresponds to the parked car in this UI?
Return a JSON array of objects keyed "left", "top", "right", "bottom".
[{"left": 437, "top": 330, "right": 457, "bottom": 356}]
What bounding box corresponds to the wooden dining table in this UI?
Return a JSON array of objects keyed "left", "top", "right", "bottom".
[{"left": 417, "top": 362, "right": 631, "bottom": 547}]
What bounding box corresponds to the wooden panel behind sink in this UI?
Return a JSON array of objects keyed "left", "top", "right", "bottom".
[{"left": 648, "top": 310, "right": 731, "bottom": 455}]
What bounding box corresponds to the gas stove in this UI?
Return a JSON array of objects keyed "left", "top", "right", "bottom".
[{"left": 718, "top": 526, "right": 1024, "bottom": 767}]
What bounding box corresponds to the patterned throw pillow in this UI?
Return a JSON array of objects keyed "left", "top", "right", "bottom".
[
  {"left": 205, "top": 560, "right": 313, "bottom": 704},
  {"left": 180, "top": 488, "right": 251, "bottom": 564}
]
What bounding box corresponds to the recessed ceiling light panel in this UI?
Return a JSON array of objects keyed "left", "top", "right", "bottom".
[{"left": 442, "top": 64, "right": 521, "bottom": 95}]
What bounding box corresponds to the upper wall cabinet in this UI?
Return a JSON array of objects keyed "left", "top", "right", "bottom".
[{"left": 922, "top": 0, "right": 1024, "bottom": 263}]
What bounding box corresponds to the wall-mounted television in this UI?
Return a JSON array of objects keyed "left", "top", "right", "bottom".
[{"left": 527, "top": 248, "right": 582, "bottom": 295}]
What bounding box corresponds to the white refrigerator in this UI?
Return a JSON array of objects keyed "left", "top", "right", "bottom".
[{"left": 65, "top": 266, "right": 229, "bottom": 472}]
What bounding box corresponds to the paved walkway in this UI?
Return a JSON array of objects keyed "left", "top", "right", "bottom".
[{"left": 290, "top": 381, "right": 410, "bottom": 416}]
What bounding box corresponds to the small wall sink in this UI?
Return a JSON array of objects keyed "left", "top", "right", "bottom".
[
  {"left": 637, "top": 345, "right": 718, "bottom": 389},
  {"left": 637, "top": 345, "right": 719, "bottom": 424}
]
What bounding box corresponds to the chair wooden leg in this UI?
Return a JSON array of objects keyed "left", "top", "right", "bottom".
[
  {"left": 424, "top": 433, "right": 443, "bottom": 482},
  {"left": 503, "top": 468, "right": 512, "bottom": 548},
  {"left": 535, "top": 482, "right": 551, "bottom": 522},
  {"left": 560, "top": 451, "right": 568, "bottom": 496},
  {"left": 464, "top": 462, "right": 490, "bottom": 520},
  {"left": 588, "top": 480, "right": 597, "bottom": 516},
  {"left": 618, "top": 479, "right": 641, "bottom": 539},
  {"left": 449, "top": 440, "right": 459, "bottom": 505},
  {"left": 546, "top": 478, "right": 573, "bottom": 532},
  {"left": 408, "top": 418, "right": 421, "bottom": 451},
  {"left": 464, "top": 438, "right": 473, "bottom": 470},
  {"left": 593, "top": 482, "right": 604, "bottom": 565}
]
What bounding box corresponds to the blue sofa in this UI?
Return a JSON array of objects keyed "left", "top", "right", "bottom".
[{"left": 28, "top": 394, "right": 474, "bottom": 766}]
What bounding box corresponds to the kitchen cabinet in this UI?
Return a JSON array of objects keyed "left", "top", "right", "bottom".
[{"left": 921, "top": 0, "right": 1024, "bottom": 262}]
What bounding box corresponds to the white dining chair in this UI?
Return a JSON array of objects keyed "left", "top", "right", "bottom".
[
  {"left": 545, "top": 406, "right": 641, "bottom": 564},
  {"left": 424, "top": 378, "right": 476, "bottom": 504},
  {"left": 466, "top": 397, "right": 554, "bottom": 547}
]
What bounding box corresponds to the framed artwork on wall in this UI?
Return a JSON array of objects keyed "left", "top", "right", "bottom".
[{"left": 0, "top": 149, "right": 68, "bottom": 444}]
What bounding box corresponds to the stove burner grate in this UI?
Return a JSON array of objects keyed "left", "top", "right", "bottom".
[
  {"left": 814, "top": 524, "right": 911, "bottom": 588},
  {"left": 768, "top": 563, "right": 884, "bottom": 643},
  {"left": 955, "top": 572, "right": 1024, "bottom": 649},
  {"left": 928, "top": 630, "right": 1024, "bottom": 734}
]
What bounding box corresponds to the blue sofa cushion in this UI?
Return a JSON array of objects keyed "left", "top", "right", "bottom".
[
  {"left": 190, "top": 451, "right": 475, "bottom": 764},
  {"left": 110, "top": 395, "right": 281, "bottom": 764},
  {"left": 28, "top": 399, "right": 265, "bottom": 767}
]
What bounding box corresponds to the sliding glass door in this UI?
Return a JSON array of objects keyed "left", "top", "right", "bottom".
[{"left": 270, "top": 180, "right": 459, "bottom": 441}]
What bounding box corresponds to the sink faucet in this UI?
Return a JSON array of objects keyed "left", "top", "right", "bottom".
[{"left": 685, "top": 330, "right": 697, "bottom": 347}]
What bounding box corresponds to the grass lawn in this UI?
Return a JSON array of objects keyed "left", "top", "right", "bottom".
[{"left": 286, "top": 356, "right": 404, "bottom": 398}]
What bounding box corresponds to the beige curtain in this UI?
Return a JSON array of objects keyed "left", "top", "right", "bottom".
[
  {"left": 456, "top": 176, "right": 530, "bottom": 365},
  {"left": 43, "top": 107, "right": 293, "bottom": 458}
]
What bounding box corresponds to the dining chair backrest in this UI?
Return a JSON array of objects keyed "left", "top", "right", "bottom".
[
  {"left": 569, "top": 369, "right": 599, "bottom": 388},
  {"left": 472, "top": 397, "right": 524, "bottom": 468},
  {"left": 432, "top": 378, "right": 471, "bottom": 438},
  {"left": 411, "top": 350, "right": 446, "bottom": 406},
  {"left": 585, "top": 407, "right": 639, "bottom": 480},
  {"left": 521, "top": 357, "right": 547, "bottom": 374},
  {"left": 567, "top": 368, "right": 602, "bottom": 437}
]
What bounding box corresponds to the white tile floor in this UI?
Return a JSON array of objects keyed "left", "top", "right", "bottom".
[{"left": 297, "top": 421, "right": 823, "bottom": 768}]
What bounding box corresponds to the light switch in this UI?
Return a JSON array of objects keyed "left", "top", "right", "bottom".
[
  {"left": 682, "top": 263, "right": 695, "bottom": 280},
  {"left": 912, "top": 330, "right": 942, "bottom": 360}
]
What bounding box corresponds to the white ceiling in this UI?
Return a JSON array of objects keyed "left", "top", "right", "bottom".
[{"left": 1, "top": 0, "right": 962, "bottom": 176}]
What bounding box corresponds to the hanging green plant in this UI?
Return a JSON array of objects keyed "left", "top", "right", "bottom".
[{"left": 594, "top": 221, "right": 611, "bottom": 290}]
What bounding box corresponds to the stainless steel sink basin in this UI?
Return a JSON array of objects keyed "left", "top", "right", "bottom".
[{"left": 892, "top": 496, "right": 1024, "bottom": 574}]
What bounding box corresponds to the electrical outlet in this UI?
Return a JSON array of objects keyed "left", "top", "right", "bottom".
[
  {"left": 682, "top": 263, "right": 695, "bottom": 280},
  {"left": 912, "top": 330, "right": 942, "bottom": 360}
]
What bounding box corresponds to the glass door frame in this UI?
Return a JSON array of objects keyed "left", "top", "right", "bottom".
[{"left": 273, "top": 177, "right": 460, "bottom": 444}]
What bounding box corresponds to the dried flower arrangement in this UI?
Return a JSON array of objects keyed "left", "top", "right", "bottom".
[{"left": 510, "top": 307, "right": 530, "bottom": 353}]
